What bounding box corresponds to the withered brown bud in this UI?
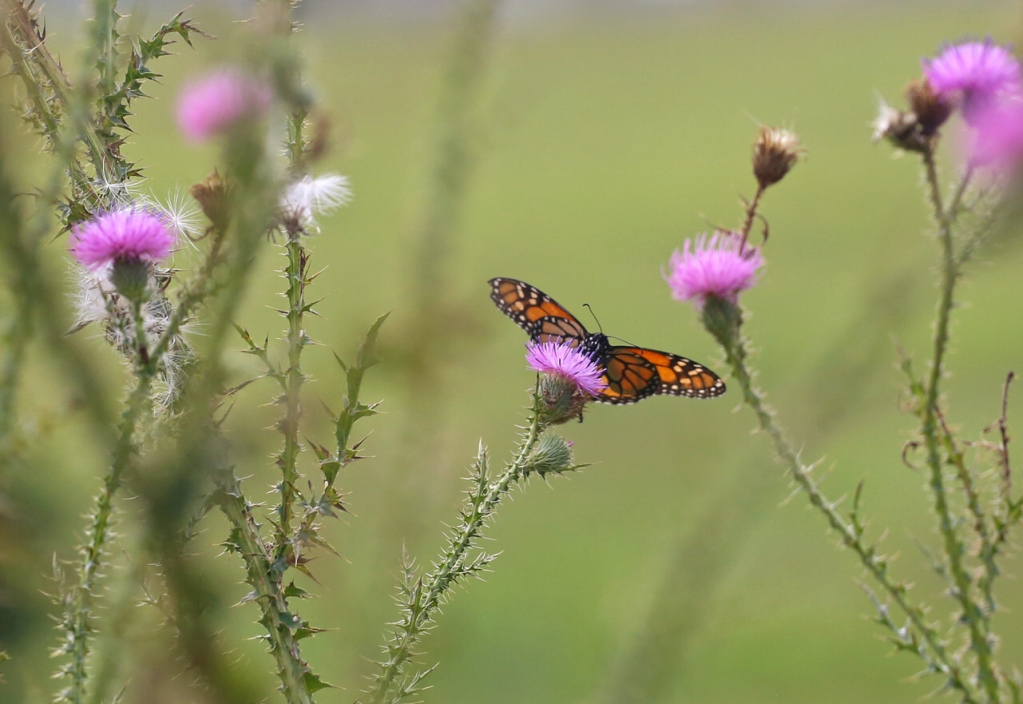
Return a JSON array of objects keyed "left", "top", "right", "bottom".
[
  {"left": 872, "top": 102, "right": 929, "bottom": 153},
  {"left": 904, "top": 78, "right": 952, "bottom": 136},
  {"left": 189, "top": 170, "right": 232, "bottom": 231},
  {"left": 752, "top": 127, "right": 802, "bottom": 189}
]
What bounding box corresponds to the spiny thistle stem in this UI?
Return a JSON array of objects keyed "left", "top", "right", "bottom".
[
  {"left": 0, "top": 134, "right": 115, "bottom": 432},
  {"left": 62, "top": 374, "right": 152, "bottom": 704},
  {"left": 367, "top": 397, "right": 549, "bottom": 704},
  {"left": 215, "top": 473, "right": 315, "bottom": 704},
  {"left": 0, "top": 8, "right": 98, "bottom": 208},
  {"left": 920, "top": 149, "right": 999, "bottom": 701},
  {"left": 738, "top": 183, "right": 765, "bottom": 251},
  {"left": 275, "top": 11, "right": 310, "bottom": 571},
  {"left": 276, "top": 232, "right": 308, "bottom": 562},
  {"left": 90, "top": 0, "right": 120, "bottom": 98},
  {"left": 702, "top": 298, "right": 980, "bottom": 703},
  {"left": 4, "top": 1, "right": 113, "bottom": 182},
  {"left": 146, "top": 226, "right": 229, "bottom": 368}
]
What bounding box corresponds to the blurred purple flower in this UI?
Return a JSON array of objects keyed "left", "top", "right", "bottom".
[
  {"left": 70, "top": 209, "right": 175, "bottom": 270},
  {"left": 966, "top": 100, "right": 1023, "bottom": 170},
  {"left": 177, "top": 68, "right": 272, "bottom": 142},
  {"left": 526, "top": 341, "right": 607, "bottom": 397},
  {"left": 924, "top": 40, "right": 1023, "bottom": 122},
  {"left": 664, "top": 231, "right": 763, "bottom": 307}
]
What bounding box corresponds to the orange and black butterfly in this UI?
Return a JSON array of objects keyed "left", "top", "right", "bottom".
[{"left": 489, "top": 277, "right": 726, "bottom": 404}]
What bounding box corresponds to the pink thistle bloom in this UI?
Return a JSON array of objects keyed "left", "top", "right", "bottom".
[
  {"left": 69, "top": 209, "right": 175, "bottom": 271},
  {"left": 177, "top": 69, "right": 272, "bottom": 142},
  {"left": 961, "top": 101, "right": 1023, "bottom": 170},
  {"left": 924, "top": 40, "right": 1023, "bottom": 122},
  {"left": 526, "top": 341, "right": 607, "bottom": 397},
  {"left": 664, "top": 231, "right": 763, "bottom": 307},
  {"left": 965, "top": 100, "right": 1023, "bottom": 170}
]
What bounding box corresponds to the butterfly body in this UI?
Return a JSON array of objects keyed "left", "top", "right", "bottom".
[{"left": 489, "top": 277, "right": 726, "bottom": 404}]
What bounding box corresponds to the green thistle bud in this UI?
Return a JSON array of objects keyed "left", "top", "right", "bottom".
[
  {"left": 524, "top": 434, "right": 574, "bottom": 478},
  {"left": 108, "top": 258, "right": 152, "bottom": 305},
  {"left": 700, "top": 294, "right": 743, "bottom": 351}
]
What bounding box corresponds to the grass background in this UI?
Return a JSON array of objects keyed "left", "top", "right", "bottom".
[{"left": 4, "top": 1, "right": 1023, "bottom": 702}]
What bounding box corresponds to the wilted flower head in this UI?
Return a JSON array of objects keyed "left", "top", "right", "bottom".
[
  {"left": 904, "top": 78, "right": 953, "bottom": 135},
  {"left": 872, "top": 99, "right": 921, "bottom": 148},
  {"left": 279, "top": 173, "right": 352, "bottom": 232},
  {"left": 526, "top": 341, "right": 607, "bottom": 398},
  {"left": 924, "top": 40, "right": 1023, "bottom": 122},
  {"left": 177, "top": 68, "right": 272, "bottom": 142},
  {"left": 189, "top": 170, "right": 232, "bottom": 229},
  {"left": 752, "top": 127, "right": 802, "bottom": 189},
  {"left": 69, "top": 209, "right": 175, "bottom": 271},
  {"left": 665, "top": 231, "right": 763, "bottom": 308}
]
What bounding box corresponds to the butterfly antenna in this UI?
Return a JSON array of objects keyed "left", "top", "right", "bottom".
[
  {"left": 582, "top": 303, "right": 604, "bottom": 334},
  {"left": 608, "top": 335, "right": 640, "bottom": 347}
]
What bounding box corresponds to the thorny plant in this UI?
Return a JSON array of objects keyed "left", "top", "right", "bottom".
[
  {"left": 654, "top": 42, "right": 1022, "bottom": 704},
  {"left": 0, "top": 2, "right": 1021, "bottom": 704},
  {"left": 0, "top": 1, "right": 580, "bottom": 703}
]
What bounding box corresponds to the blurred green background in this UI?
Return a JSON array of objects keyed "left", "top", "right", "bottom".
[{"left": 4, "top": 1, "right": 1023, "bottom": 702}]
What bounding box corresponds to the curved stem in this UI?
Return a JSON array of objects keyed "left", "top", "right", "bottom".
[
  {"left": 705, "top": 304, "right": 980, "bottom": 703},
  {"left": 367, "top": 404, "right": 548, "bottom": 704},
  {"left": 920, "top": 150, "right": 999, "bottom": 701},
  {"left": 65, "top": 375, "right": 152, "bottom": 704}
]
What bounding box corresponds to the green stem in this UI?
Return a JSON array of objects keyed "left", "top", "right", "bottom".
[
  {"left": 0, "top": 288, "right": 31, "bottom": 461},
  {"left": 3, "top": 1, "right": 113, "bottom": 182},
  {"left": 215, "top": 473, "right": 314, "bottom": 704},
  {"left": 368, "top": 405, "right": 547, "bottom": 704},
  {"left": 66, "top": 375, "right": 152, "bottom": 704},
  {"left": 0, "top": 9, "right": 98, "bottom": 205},
  {"left": 276, "top": 233, "right": 306, "bottom": 560},
  {"left": 703, "top": 300, "right": 979, "bottom": 703},
  {"left": 920, "top": 150, "right": 999, "bottom": 701}
]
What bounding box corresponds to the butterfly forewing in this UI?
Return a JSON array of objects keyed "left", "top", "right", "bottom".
[{"left": 489, "top": 277, "right": 589, "bottom": 345}]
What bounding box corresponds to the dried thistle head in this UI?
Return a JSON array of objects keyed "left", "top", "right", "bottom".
[
  {"left": 752, "top": 127, "right": 802, "bottom": 189},
  {"left": 904, "top": 78, "right": 952, "bottom": 136},
  {"left": 189, "top": 171, "right": 232, "bottom": 231},
  {"left": 872, "top": 100, "right": 929, "bottom": 153}
]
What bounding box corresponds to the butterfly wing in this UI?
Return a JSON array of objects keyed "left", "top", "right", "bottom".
[
  {"left": 489, "top": 277, "right": 589, "bottom": 346},
  {"left": 596, "top": 346, "right": 726, "bottom": 404}
]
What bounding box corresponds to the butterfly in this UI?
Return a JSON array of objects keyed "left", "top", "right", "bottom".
[{"left": 489, "top": 277, "right": 726, "bottom": 404}]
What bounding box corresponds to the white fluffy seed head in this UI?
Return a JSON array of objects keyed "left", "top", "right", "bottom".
[{"left": 280, "top": 173, "right": 352, "bottom": 232}]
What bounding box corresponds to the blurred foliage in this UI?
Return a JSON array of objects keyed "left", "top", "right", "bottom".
[{"left": 2, "top": 2, "right": 1023, "bottom": 703}]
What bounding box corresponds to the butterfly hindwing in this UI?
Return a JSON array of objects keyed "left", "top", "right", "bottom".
[
  {"left": 489, "top": 277, "right": 588, "bottom": 345},
  {"left": 596, "top": 346, "right": 726, "bottom": 404}
]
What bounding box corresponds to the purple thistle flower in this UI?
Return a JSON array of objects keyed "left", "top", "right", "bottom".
[
  {"left": 177, "top": 68, "right": 272, "bottom": 142},
  {"left": 664, "top": 231, "right": 763, "bottom": 307},
  {"left": 526, "top": 341, "right": 607, "bottom": 397},
  {"left": 965, "top": 100, "right": 1023, "bottom": 170},
  {"left": 924, "top": 40, "right": 1023, "bottom": 122},
  {"left": 69, "top": 209, "right": 175, "bottom": 271}
]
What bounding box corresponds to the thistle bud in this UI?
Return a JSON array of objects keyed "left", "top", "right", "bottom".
[
  {"left": 524, "top": 434, "right": 574, "bottom": 478},
  {"left": 700, "top": 294, "right": 744, "bottom": 352},
  {"left": 752, "top": 127, "right": 802, "bottom": 189},
  {"left": 904, "top": 78, "right": 951, "bottom": 136},
  {"left": 108, "top": 258, "right": 152, "bottom": 305}
]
